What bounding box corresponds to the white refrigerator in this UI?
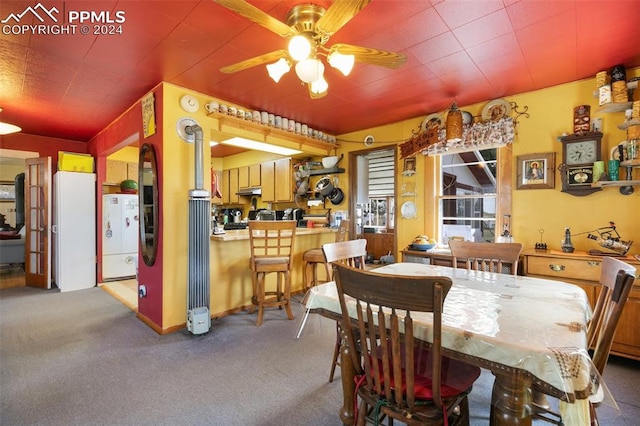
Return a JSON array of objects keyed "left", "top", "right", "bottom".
[
  {"left": 53, "top": 171, "right": 96, "bottom": 292},
  {"left": 102, "top": 194, "right": 139, "bottom": 279}
]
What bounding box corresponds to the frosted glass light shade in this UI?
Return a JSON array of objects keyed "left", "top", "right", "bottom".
[
  {"left": 295, "top": 58, "right": 324, "bottom": 83},
  {"left": 266, "top": 58, "right": 291, "bottom": 83},
  {"left": 309, "top": 77, "right": 328, "bottom": 94},
  {"left": 328, "top": 51, "right": 355, "bottom": 76},
  {"left": 0, "top": 121, "right": 21, "bottom": 135},
  {"left": 288, "top": 35, "right": 311, "bottom": 61}
]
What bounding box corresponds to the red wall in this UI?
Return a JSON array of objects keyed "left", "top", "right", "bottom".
[
  {"left": 89, "top": 85, "right": 165, "bottom": 330},
  {"left": 0, "top": 133, "right": 89, "bottom": 168}
]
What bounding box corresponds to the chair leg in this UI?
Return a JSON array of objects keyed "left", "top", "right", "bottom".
[
  {"left": 248, "top": 270, "right": 257, "bottom": 314},
  {"left": 329, "top": 322, "right": 342, "bottom": 382},
  {"left": 323, "top": 261, "right": 332, "bottom": 282},
  {"left": 304, "top": 261, "right": 314, "bottom": 291}
]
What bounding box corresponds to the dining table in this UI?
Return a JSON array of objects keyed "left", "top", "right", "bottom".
[{"left": 298, "top": 262, "right": 605, "bottom": 426}]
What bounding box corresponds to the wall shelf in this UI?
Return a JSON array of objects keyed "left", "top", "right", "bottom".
[
  {"left": 308, "top": 167, "right": 345, "bottom": 176},
  {"left": 591, "top": 180, "right": 640, "bottom": 188},
  {"left": 597, "top": 102, "right": 633, "bottom": 113},
  {"left": 617, "top": 120, "right": 640, "bottom": 131},
  {"left": 207, "top": 111, "right": 338, "bottom": 155}
]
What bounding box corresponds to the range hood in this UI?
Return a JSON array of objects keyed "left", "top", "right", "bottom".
[{"left": 236, "top": 187, "right": 261, "bottom": 196}]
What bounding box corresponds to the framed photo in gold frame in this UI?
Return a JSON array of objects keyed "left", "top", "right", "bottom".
[{"left": 516, "top": 153, "right": 555, "bottom": 190}]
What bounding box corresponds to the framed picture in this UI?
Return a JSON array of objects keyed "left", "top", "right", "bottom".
[
  {"left": 516, "top": 153, "right": 555, "bottom": 189},
  {"left": 403, "top": 157, "right": 416, "bottom": 175},
  {"left": 0, "top": 181, "right": 16, "bottom": 201}
]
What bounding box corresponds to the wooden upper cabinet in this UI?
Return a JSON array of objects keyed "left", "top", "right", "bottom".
[
  {"left": 249, "top": 164, "right": 261, "bottom": 187},
  {"left": 274, "top": 158, "right": 293, "bottom": 202},
  {"left": 238, "top": 166, "right": 250, "bottom": 188},
  {"left": 260, "top": 161, "right": 275, "bottom": 202},
  {"left": 106, "top": 160, "right": 137, "bottom": 185},
  {"left": 228, "top": 168, "right": 239, "bottom": 204}
]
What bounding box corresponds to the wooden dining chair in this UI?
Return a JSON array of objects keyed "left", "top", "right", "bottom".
[
  {"left": 322, "top": 238, "right": 367, "bottom": 383},
  {"left": 333, "top": 263, "right": 481, "bottom": 425},
  {"left": 531, "top": 256, "right": 637, "bottom": 425},
  {"left": 248, "top": 220, "right": 297, "bottom": 326},
  {"left": 448, "top": 240, "right": 523, "bottom": 275}
]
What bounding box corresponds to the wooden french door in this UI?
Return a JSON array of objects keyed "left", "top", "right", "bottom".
[{"left": 24, "top": 157, "right": 51, "bottom": 289}]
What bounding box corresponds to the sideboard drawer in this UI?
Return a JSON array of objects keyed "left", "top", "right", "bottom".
[{"left": 527, "top": 255, "right": 602, "bottom": 282}]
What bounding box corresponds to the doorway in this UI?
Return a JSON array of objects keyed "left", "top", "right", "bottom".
[{"left": 348, "top": 147, "right": 396, "bottom": 262}]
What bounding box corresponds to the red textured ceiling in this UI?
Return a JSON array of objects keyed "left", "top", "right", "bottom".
[{"left": 0, "top": 0, "right": 639, "bottom": 143}]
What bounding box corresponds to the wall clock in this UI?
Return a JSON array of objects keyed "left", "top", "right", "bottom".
[{"left": 558, "top": 132, "right": 602, "bottom": 196}]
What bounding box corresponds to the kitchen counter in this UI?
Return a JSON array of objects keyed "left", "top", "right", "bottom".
[
  {"left": 208, "top": 226, "right": 336, "bottom": 319},
  {"left": 210, "top": 226, "right": 335, "bottom": 242}
]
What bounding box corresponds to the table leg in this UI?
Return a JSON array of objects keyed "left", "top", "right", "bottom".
[
  {"left": 490, "top": 371, "right": 532, "bottom": 425},
  {"left": 338, "top": 322, "right": 355, "bottom": 425}
]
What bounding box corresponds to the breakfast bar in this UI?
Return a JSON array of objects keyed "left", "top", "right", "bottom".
[{"left": 208, "top": 227, "right": 335, "bottom": 318}]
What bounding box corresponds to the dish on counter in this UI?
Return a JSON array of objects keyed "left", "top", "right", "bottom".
[
  {"left": 410, "top": 243, "right": 436, "bottom": 251},
  {"left": 400, "top": 201, "right": 417, "bottom": 219},
  {"left": 481, "top": 99, "right": 511, "bottom": 121},
  {"left": 420, "top": 113, "right": 443, "bottom": 132}
]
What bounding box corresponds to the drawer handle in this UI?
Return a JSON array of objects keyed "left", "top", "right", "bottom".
[
  {"left": 587, "top": 261, "right": 600, "bottom": 267},
  {"left": 549, "top": 264, "right": 565, "bottom": 272}
]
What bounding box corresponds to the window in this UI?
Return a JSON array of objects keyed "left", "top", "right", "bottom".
[{"left": 438, "top": 149, "right": 498, "bottom": 244}]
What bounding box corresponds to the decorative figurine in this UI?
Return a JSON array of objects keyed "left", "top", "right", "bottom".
[
  {"left": 586, "top": 221, "right": 633, "bottom": 255},
  {"left": 562, "top": 227, "right": 575, "bottom": 253}
]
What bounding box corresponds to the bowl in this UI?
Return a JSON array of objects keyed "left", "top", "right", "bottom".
[
  {"left": 410, "top": 243, "right": 436, "bottom": 251},
  {"left": 322, "top": 156, "right": 339, "bottom": 169}
]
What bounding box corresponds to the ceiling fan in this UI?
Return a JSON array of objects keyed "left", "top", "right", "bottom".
[{"left": 214, "top": 0, "right": 407, "bottom": 98}]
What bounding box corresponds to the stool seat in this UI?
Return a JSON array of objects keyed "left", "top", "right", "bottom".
[{"left": 303, "top": 248, "right": 331, "bottom": 291}]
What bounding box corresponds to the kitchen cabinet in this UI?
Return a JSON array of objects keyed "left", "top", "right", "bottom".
[
  {"left": 221, "top": 169, "right": 239, "bottom": 205},
  {"left": 249, "top": 163, "right": 261, "bottom": 187},
  {"left": 239, "top": 164, "right": 261, "bottom": 188},
  {"left": 238, "top": 166, "right": 249, "bottom": 189},
  {"left": 522, "top": 249, "right": 640, "bottom": 360},
  {"left": 260, "top": 161, "right": 275, "bottom": 202},
  {"left": 228, "top": 168, "right": 239, "bottom": 204},
  {"left": 274, "top": 158, "right": 292, "bottom": 202},
  {"left": 261, "top": 158, "right": 293, "bottom": 203},
  {"left": 362, "top": 232, "right": 394, "bottom": 260},
  {"left": 106, "top": 160, "right": 137, "bottom": 185}
]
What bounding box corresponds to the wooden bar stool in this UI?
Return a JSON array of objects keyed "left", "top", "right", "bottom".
[
  {"left": 248, "top": 220, "right": 297, "bottom": 326},
  {"left": 302, "top": 219, "right": 350, "bottom": 291}
]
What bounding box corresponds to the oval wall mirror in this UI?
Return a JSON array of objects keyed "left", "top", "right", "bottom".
[{"left": 139, "top": 143, "right": 159, "bottom": 266}]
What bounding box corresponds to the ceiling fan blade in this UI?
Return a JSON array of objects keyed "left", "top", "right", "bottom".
[
  {"left": 214, "top": 0, "right": 295, "bottom": 37},
  {"left": 316, "top": 0, "right": 371, "bottom": 37},
  {"left": 330, "top": 43, "right": 407, "bottom": 69},
  {"left": 220, "top": 50, "right": 289, "bottom": 74}
]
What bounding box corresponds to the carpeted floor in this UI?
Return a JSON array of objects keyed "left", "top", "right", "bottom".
[{"left": 1, "top": 286, "right": 638, "bottom": 425}]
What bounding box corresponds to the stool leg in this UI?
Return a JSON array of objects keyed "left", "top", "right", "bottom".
[
  {"left": 256, "top": 272, "right": 265, "bottom": 326},
  {"left": 304, "top": 261, "right": 313, "bottom": 291},
  {"left": 323, "top": 262, "right": 332, "bottom": 282},
  {"left": 284, "top": 270, "right": 293, "bottom": 320},
  {"left": 249, "top": 270, "right": 257, "bottom": 314}
]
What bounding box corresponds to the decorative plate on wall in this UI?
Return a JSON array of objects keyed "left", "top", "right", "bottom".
[
  {"left": 400, "top": 201, "right": 417, "bottom": 219},
  {"left": 481, "top": 99, "right": 511, "bottom": 121},
  {"left": 179, "top": 95, "right": 199, "bottom": 113}
]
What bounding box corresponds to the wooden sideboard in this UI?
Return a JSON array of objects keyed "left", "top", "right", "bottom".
[{"left": 522, "top": 249, "right": 640, "bottom": 360}]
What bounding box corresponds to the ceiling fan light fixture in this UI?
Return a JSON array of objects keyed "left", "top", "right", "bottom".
[
  {"left": 0, "top": 107, "right": 21, "bottom": 135},
  {"left": 328, "top": 51, "right": 355, "bottom": 76},
  {"left": 266, "top": 58, "right": 291, "bottom": 83},
  {"left": 288, "top": 35, "right": 312, "bottom": 61},
  {"left": 295, "top": 58, "right": 324, "bottom": 83}
]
